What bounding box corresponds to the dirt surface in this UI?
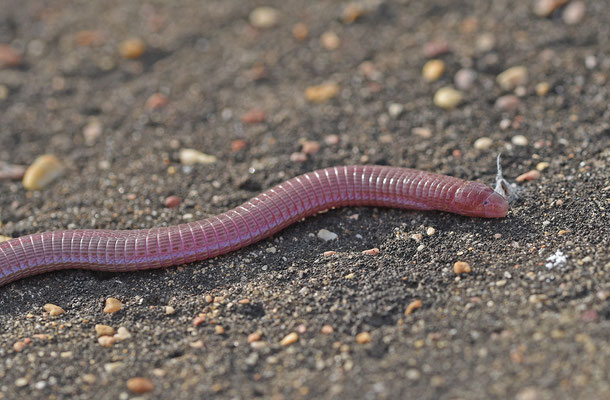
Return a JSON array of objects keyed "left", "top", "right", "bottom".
[{"left": 0, "top": 0, "right": 608, "bottom": 399}]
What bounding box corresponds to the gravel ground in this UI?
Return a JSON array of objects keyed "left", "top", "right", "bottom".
[{"left": 0, "top": 0, "right": 609, "bottom": 399}]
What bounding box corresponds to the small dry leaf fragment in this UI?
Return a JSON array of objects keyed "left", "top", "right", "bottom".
[
  {"left": 280, "top": 332, "right": 298, "bottom": 346},
  {"left": 305, "top": 83, "right": 339, "bottom": 103},
  {"left": 356, "top": 332, "right": 371, "bottom": 344},
  {"left": 127, "top": 377, "right": 154, "bottom": 394},
  {"left": 95, "top": 324, "right": 115, "bottom": 337},
  {"left": 453, "top": 261, "right": 472, "bottom": 274},
  {"left": 43, "top": 303, "right": 65, "bottom": 316},
  {"left": 179, "top": 148, "right": 217, "bottom": 165},
  {"left": 103, "top": 298, "right": 123, "bottom": 313},
  {"left": 119, "top": 38, "right": 146, "bottom": 59},
  {"left": 405, "top": 299, "right": 422, "bottom": 315},
  {"left": 22, "top": 155, "right": 64, "bottom": 190}
]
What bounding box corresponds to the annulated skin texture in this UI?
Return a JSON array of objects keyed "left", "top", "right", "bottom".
[{"left": 0, "top": 165, "right": 509, "bottom": 286}]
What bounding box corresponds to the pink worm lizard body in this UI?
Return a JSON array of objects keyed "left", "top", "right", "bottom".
[{"left": 0, "top": 165, "right": 508, "bottom": 286}]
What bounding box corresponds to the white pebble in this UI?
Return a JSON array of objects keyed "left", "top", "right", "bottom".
[
  {"left": 317, "top": 229, "right": 338, "bottom": 241},
  {"left": 249, "top": 7, "right": 279, "bottom": 29},
  {"left": 388, "top": 103, "right": 404, "bottom": 118},
  {"left": 474, "top": 137, "right": 493, "bottom": 150},
  {"left": 496, "top": 66, "right": 528, "bottom": 91},
  {"left": 179, "top": 148, "right": 217, "bottom": 165},
  {"left": 511, "top": 135, "right": 528, "bottom": 146},
  {"left": 433, "top": 86, "right": 463, "bottom": 110}
]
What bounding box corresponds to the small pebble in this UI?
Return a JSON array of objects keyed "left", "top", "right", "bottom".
[
  {"left": 15, "top": 378, "right": 28, "bottom": 387},
  {"left": 388, "top": 103, "right": 404, "bottom": 118},
  {"left": 362, "top": 248, "right": 380, "bottom": 256},
  {"left": 305, "top": 83, "right": 339, "bottom": 103},
  {"left": 145, "top": 93, "right": 168, "bottom": 110},
  {"left": 292, "top": 23, "right": 309, "bottom": 40},
  {"left": 563, "top": 1, "right": 586, "bottom": 24},
  {"left": 534, "top": 0, "right": 567, "bottom": 17},
  {"left": 290, "top": 152, "right": 307, "bottom": 162},
  {"left": 43, "top": 303, "right": 65, "bottom": 316},
  {"left": 83, "top": 119, "right": 103, "bottom": 146},
  {"left": 474, "top": 137, "right": 493, "bottom": 150},
  {"left": 179, "top": 148, "right": 217, "bottom": 165},
  {"left": 405, "top": 299, "right": 422, "bottom": 315},
  {"left": 317, "top": 229, "right": 338, "bottom": 241},
  {"left": 0, "top": 84, "right": 8, "bottom": 100},
  {"left": 127, "top": 377, "right": 154, "bottom": 394},
  {"left": 342, "top": 2, "right": 365, "bottom": 23},
  {"left": 119, "top": 38, "right": 146, "bottom": 59},
  {"left": 22, "top": 154, "right": 64, "bottom": 190},
  {"left": 422, "top": 59, "right": 445, "bottom": 82},
  {"left": 249, "top": 7, "right": 279, "bottom": 29},
  {"left": 475, "top": 33, "right": 496, "bottom": 52},
  {"left": 98, "top": 336, "right": 116, "bottom": 347},
  {"left": 231, "top": 139, "right": 247, "bottom": 152},
  {"left": 321, "top": 325, "right": 334, "bottom": 334},
  {"left": 95, "top": 324, "right": 115, "bottom": 337},
  {"left": 0, "top": 235, "right": 11, "bottom": 242},
  {"left": 454, "top": 68, "right": 477, "bottom": 90},
  {"left": 103, "top": 297, "right": 123, "bottom": 313},
  {"left": 426, "top": 227, "right": 436, "bottom": 236},
  {"left": 496, "top": 66, "right": 528, "bottom": 91},
  {"left": 323, "top": 251, "right": 337, "bottom": 256},
  {"left": 453, "top": 261, "right": 472, "bottom": 274},
  {"left": 511, "top": 135, "right": 528, "bottom": 146},
  {"left": 324, "top": 134, "right": 340, "bottom": 145},
  {"left": 280, "top": 332, "right": 298, "bottom": 346},
  {"left": 0, "top": 44, "right": 22, "bottom": 68},
  {"left": 516, "top": 170, "right": 540, "bottom": 182},
  {"left": 114, "top": 327, "right": 131, "bottom": 341},
  {"left": 189, "top": 340, "right": 204, "bottom": 349},
  {"left": 193, "top": 314, "right": 206, "bottom": 326},
  {"left": 215, "top": 325, "right": 225, "bottom": 335},
  {"left": 164, "top": 195, "right": 181, "bottom": 208},
  {"left": 356, "top": 332, "right": 371, "bottom": 344},
  {"left": 433, "top": 87, "right": 463, "bottom": 110},
  {"left": 423, "top": 41, "right": 450, "bottom": 58},
  {"left": 13, "top": 341, "right": 27, "bottom": 352},
  {"left": 536, "top": 162, "right": 549, "bottom": 171},
  {"left": 241, "top": 109, "right": 265, "bottom": 124},
  {"left": 248, "top": 332, "right": 262, "bottom": 343},
  {"left": 320, "top": 31, "right": 341, "bottom": 50},
  {"left": 412, "top": 127, "right": 432, "bottom": 138},
  {"left": 301, "top": 140, "right": 321, "bottom": 155},
  {"left": 495, "top": 95, "right": 520, "bottom": 111},
  {"left": 535, "top": 82, "right": 551, "bottom": 96}
]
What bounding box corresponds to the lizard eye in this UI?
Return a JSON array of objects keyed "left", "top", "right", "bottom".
[{"left": 483, "top": 200, "right": 489, "bottom": 205}]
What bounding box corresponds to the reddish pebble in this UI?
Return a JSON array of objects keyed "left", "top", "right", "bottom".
[
  {"left": 241, "top": 109, "right": 266, "bottom": 124},
  {"left": 324, "top": 134, "right": 340, "bottom": 145},
  {"left": 0, "top": 44, "right": 22, "bottom": 68},
  {"left": 231, "top": 139, "right": 247, "bottom": 152},
  {"left": 495, "top": 95, "right": 520, "bottom": 111},
  {"left": 193, "top": 314, "right": 206, "bottom": 326},
  {"left": 127, "top": 377, "right": 154, "bottom": 394},
  {"left": 323, "top": 251, "right": 337, "bottom": 257},
  {"left": 362, "top": 248, "right": 380, "bottom": 256},
  {"left": 145, "top": 93, "right": 168, "bottom": 110},
  {"left": 321, "top": 325, "right": 334, "bottom": 334},
  {"left": 423, "top": 41, "right": 450, "bottom": 58},
  {"left": 164, "top": 195, "right": 181, "bottom": 208},
  {"left": 580, "top": 310, "right": 598, "bottom": 322},
  {"left": 516, "top": 170, "right": 541, "bottom": 182}
]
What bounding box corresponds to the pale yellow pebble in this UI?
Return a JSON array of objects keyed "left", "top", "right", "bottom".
[
  {"left": 511, "top": 135, "right": 528, "bottom": 146},
  {"left": 23, "top": 154, "right": 64, "bottom": 190},
  {"left": 422, "top": 59, "right": 445, "bottom": 82},
  {"left": 95, "top": 324, "right": 115, "bottom": 337},
  {"left": 0, "top": 84, "right": 9, "bottom": 100},
  {"left": 103, "top": 297, "right": 123, "bottom": 313},
  {"left": 426, "top": 227, "right": 436, "bottom": 236},
  {"left": 473, "top": 137, "right": 493, "bottom": 150},
  {"left": 280, "top": 332, "right": 299, "bottom": 346},
  {"left": 305, "top": 83, "right": 339, "bottom": 103},
  {"left": 119, "top": 38, "right": 146, "bottom": 59},
  {"left": 164, "top": 306, "right": 175, "bottom": 315},
  {"left": 536, "top": 162, "right": 549, "bottom": 171},
  {"left": 0, "top": 235, "right": 11, "bottom": 243},
  {"left": 453, "top": 261, "right": 472, "bottom": 274},
  {"left": 179, "top": 148, "right": 217, "bottom": 165},
  {"left": 215, "top": 325, "right": 225, "bottom": 335},
  {"left": 43, "top": 303, "right": 65, "bottom": 316},
  {"left": 356, "top": 332, "right": 372, "bottom": 344},
  {"left": 249, "top": 7, "right": 279, "bottom": 29},
  {"left": 114, "top": 327, "right": 131, "bottom": 341},
  {"left": 535, "top": 82, "right": 550, "bottom": 96},
  {"left": 496, "top": 66, "right": 528, "bottom": 91},
  {"left": 433, "top": 86, "right": 463, "bottom": 110},
  {"left": 320, "top": 31, "right": 341, "bottom": 50},
  {"left": 248, "top": 332, "right": 262, "bottom": 343}
]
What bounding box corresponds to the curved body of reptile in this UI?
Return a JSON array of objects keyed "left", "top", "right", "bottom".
[{"left": 0, "top": 165, "right": 509, "bottom": 286}]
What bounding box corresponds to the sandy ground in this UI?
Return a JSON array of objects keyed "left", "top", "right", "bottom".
[{"left": 0, "top": 0, "right": 608, "bottom": 399}]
